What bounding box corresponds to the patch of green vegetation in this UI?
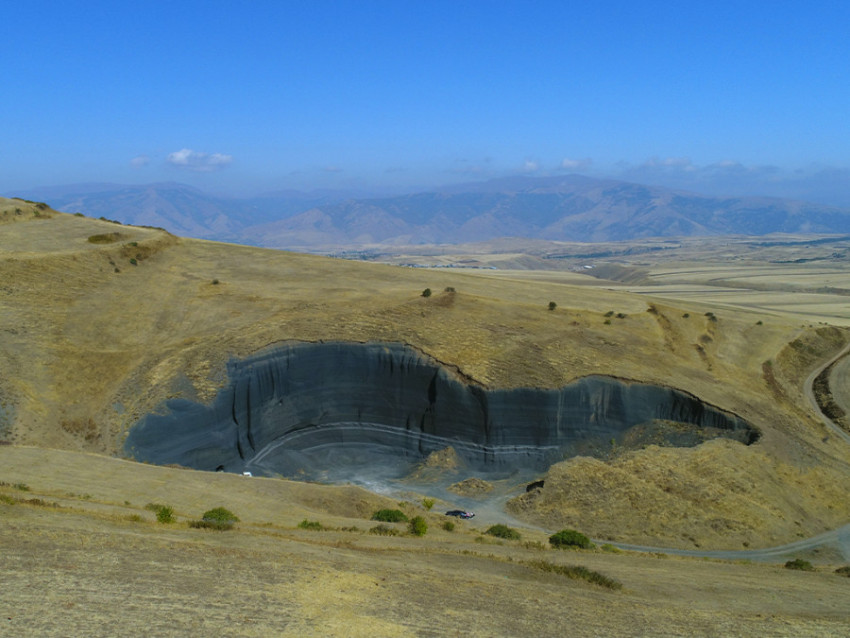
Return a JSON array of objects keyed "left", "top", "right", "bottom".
[
  {"left": 408, "top": 516, "right": 427, "bottom": 536},
  {"left": 145, "top": 503, "right": 175, "bottom": 524},
  {"left": 422, "top": 497, "right": 435, "bottom": 510},
  {"left": 369, "top": 524, "right": 400, "bottom": 536},
  {"left": 371, "top": 509, "right": 408, "bottom": 523},
  {"left": 127, "top": 514, "right": 143, "bottom": 522},
  {"left": 297, "top": 519, "right": 325, "bottom": 531},
  {"left": 834, "top": 565, "right": 850, "bottom": 577},
  {"left": 421, "top": 288, "right": 432, "bottom": 298},
  {"left": 13, "top": 483, "right": 29, "bottom": 491},
  {"left": 485, "top": 524, "right": 521, "bottom": 540},
  {"left": 524, "top": 560, "right": 622, "bottom": 590},
  {"left": 548, "top": 301, "right": 557, "bottom": 311},
  {"left": 549, "top": 529, "right": 594, "bottom": 550},
  {"left": 0, "top": 494, "right": 16, "bottom": 505},
  {"left": 600, "top": 543, "right": 622, "bottom": 554},
  {"left": 444, "top": 286, "right": 456, "bottom": 293},
  {"left": 784, "top": 558, "right": 814, "bottom": 571},
  {"left": 604, "top": 310, "right": 615, "bottom": 317},
  {"left": 190, "top": 506, "right": 239, "bottom": 530},
  {"left": 442, "top": 521, "right": 455, "bottom": 532},
  {"left": 129, "top": 258, "right": 138, "bottom": 266}
]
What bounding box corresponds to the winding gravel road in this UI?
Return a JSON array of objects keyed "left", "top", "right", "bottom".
[{"left": 607, "top": 339, "right": 850, "bottom": 562}]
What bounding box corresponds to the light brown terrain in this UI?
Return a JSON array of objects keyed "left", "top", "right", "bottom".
[{"left": 2, "top": 198, "right": 850, "bottom": 635}]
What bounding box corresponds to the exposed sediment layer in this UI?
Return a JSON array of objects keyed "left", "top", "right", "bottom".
[{"left": 124, "top": 342, "right": 758, "bottom": 477}]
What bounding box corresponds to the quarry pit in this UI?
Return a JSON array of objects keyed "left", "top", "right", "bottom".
[{"left": 125, "top": 342, "right": 758, "bottom": 500}]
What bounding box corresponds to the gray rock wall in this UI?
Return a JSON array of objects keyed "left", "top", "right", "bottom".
[{"left": 124, "top": 342, "right": 758, "bottom": 475}]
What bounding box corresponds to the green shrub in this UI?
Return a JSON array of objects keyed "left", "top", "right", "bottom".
[
  {"left": 369, "top": 524, "right": 400, "bottom": 536},
  {"left": 604, "top": 310, "right": 614, "bottom": 317},
  {"left": 129, "top": 258, "right": 138, "bottom": 266},
  {"left": 127, "top": 514, "right": 143, "bottom": 522},
  {"left": 371, "top": 509, "right": 408, "bottom": 523},
  {"left": 297, "top": 519, "right": 324, "bottom": 531},
  {"left": 408, "top": 516, "right": 427, "bottom": 536},
  {"left": 421, "top": 288, "right": 432, "bottom": 298},
  {"left": 155, "top": 505, "right": 174, "bottom": 524},
  {"left": 203, "top": 507, "right": 239, "bottom": 524},
  {"left": 74, "top": 212, "right": 85, "bottom": 217},
  {"left": 784, "top": 558, "right": 814, "bottom": 571},
  {"left": 485, "top": 524, "right": 521, "bottom": 540},
  {"left": 189, "top": 506, "right": 238, "bottom": 530},
  {"left": 422, "top": 498, "right": 435, "bottom": 511},
  {"left": 549, "top": 529, "right": 594, "bottom": 550},
  {"left": 682, "top": 313, "right": 690, "bottom": 318},
  {"left": 442, "top": 521, "right": 455, "bottom": 532},
  {"left": 13, "top": 483, "right": 29, "bottom": 491},
  {"left": 0, "top": 494, "right": 16, "bottom": 505},
  {"left": 548, "top": 301, "right": 557, "bottom": 311},
  {"left": 212, "top": 279, "right": 220, "bottom": 285},
  {"left": 834, "top": 565, "right": 850, "bottom": 577},
  {"left": 444, "top": 287, "right": 456, "bottom": 293}
]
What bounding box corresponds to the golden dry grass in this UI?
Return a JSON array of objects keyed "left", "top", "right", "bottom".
[
  {"left": 2, "top": 446, "right": 849, "bottom": 637},
  {"left": 2, "top": 208, "right": 850, "bottom": 553}
]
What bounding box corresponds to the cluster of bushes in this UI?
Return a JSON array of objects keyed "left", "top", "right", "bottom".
[
  {"left": 371, "top": 509, "right": 408, "bottom": 523},
  {"left": 370, "top": 509, "right": 427, "bottom": 536}
]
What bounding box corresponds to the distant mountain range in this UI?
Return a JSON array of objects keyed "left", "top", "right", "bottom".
[{"left": 13, "top": 175, "right": 850, "bottom": 250}]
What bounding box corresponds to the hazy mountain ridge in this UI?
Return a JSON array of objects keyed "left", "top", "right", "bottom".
[{"left": 14, "top": 175, "right": 850, "bottom": 249}]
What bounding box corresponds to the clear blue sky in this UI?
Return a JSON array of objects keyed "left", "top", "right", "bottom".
[{"left": 3, "top": 1, "right": 849, "bottom": 203}]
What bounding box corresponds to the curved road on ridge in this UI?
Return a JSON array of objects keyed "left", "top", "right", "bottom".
[{"left": 605, "top": 339, "right": 850, "bottom": 562}]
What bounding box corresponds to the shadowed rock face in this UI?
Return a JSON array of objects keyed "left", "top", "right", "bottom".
[{"left": 124, "top": 342, "right": 758, "bottom": 478}]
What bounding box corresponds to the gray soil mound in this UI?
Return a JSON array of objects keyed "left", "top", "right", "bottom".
[{"left": 124, "top": 342, "right": 758, "bottom": 482}]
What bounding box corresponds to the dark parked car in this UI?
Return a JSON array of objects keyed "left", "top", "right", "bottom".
[{"left": 445, "top": 510, "right": 475, "bottom": 519}]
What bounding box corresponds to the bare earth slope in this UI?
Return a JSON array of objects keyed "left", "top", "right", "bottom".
[{"left": 2, "top": 205, "right": 850, "bottom": 552}]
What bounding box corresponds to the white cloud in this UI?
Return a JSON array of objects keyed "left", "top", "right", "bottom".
[
  {"left": 522, "top": 159, "right": 540, "bottom": 173},
  {"left": 560, "top": 157, "right": 592, "bottom": 170},
  {"left": 641, "top": 156, "right": 694, "bottom": 170},
  {"left": 130, "top": 154, "right": 150, "bottom": 168},
  {"left": 167, "top": 148, "right": 233, "bottom": 172}
]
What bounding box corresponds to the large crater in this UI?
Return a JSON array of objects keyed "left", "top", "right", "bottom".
[{"left": 125, "top": 342, "right": 758, "bottom": 485}]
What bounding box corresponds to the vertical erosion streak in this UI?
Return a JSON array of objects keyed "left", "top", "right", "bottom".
[{"left": 124, "top": 343, "right": 759, "bottom": 473}]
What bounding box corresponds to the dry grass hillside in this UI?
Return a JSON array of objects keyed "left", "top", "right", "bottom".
[
  {"left": 2, "top": 447, "right": 849, "bottom": 637},
  {"left": 2, "top": 204, "right": 850, "bottom": 554}
]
